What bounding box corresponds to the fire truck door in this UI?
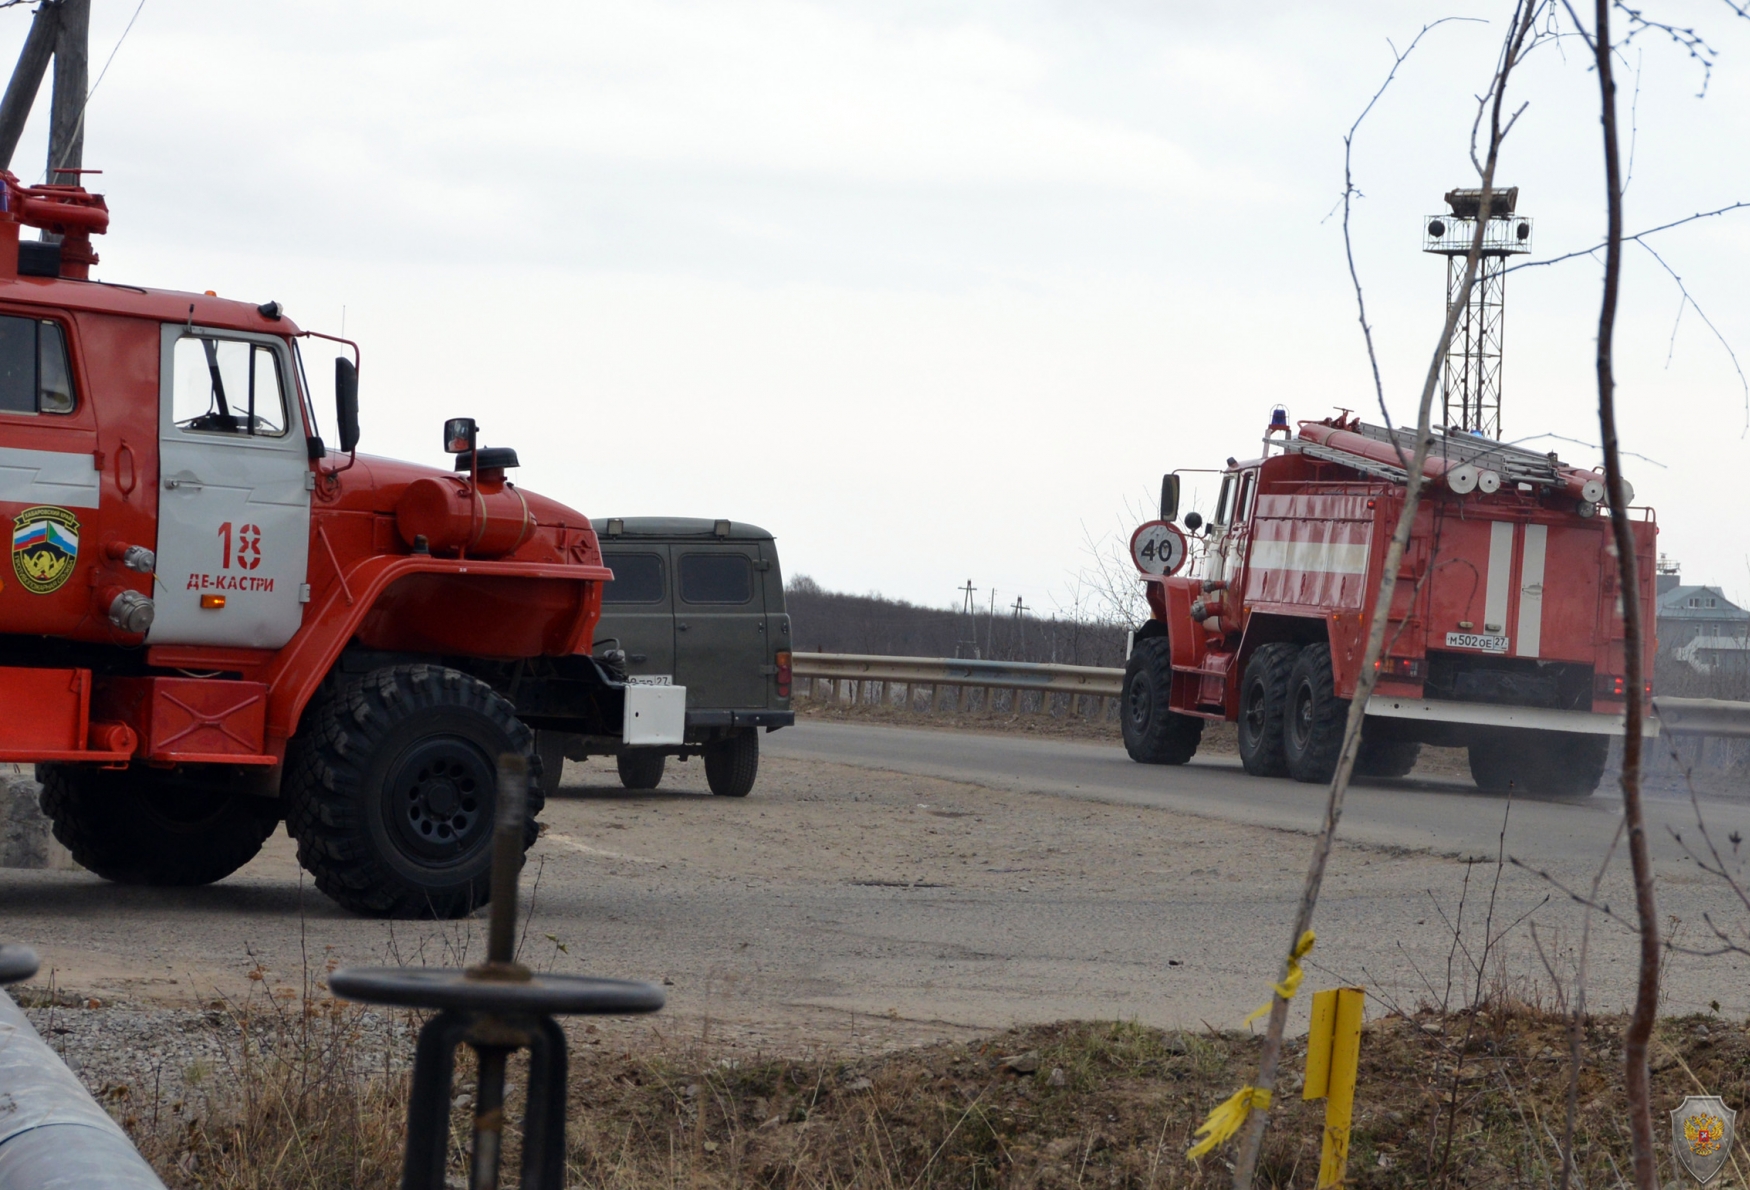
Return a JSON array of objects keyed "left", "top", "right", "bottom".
[{"left": 147, "top": 325, "right": 311, "bottom": 648}]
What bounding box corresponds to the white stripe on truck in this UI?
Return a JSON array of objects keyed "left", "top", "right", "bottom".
[
  {"left": 1516, "top": 523, "right": 1547, "bottom": 658},
  {"left": 1484, "top": 521, "right": 1513, "bottom": 633},
  {"left": 0, "top": 446, "right": 99, "bottom": 510}
]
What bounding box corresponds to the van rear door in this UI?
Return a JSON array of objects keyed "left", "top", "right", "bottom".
[
  {"left": 674, "top": 544, "right": 766, "bottom": 709},
  {"left": 597, "top": 546, "right": 676, "bottom": 685}
]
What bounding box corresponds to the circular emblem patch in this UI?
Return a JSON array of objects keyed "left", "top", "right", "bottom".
[{"left": 12, "top": 505, "right": 81, "bottom": 595}]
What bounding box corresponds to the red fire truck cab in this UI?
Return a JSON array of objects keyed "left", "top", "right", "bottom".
[
  {"left": 1122, "top": 413, "right": 1655, "bottom": 796},
  {"left": 0, "top": 174, "right": 663, "bottom": 916}
]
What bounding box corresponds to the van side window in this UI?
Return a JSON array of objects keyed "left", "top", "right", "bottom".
[
  {"left": 0, "top": 316, "right": 75, "bottom": 414},
  {"left": 172, "top": 336, "right": 288, "bottom": 436},
  {"left": 679, "top": 553, "right": 753, "bottom": 604},
  {"left": 601, "top": 552, "right": 666, "bottom": 604}
]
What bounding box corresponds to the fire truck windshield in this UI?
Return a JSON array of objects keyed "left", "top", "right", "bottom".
[{"left": 1213, "top": 474, "right": 1235, "bottom": 526}]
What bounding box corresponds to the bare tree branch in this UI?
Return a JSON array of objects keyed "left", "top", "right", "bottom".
[
  {"left": 1635, "top": 238, "right": 1750, "bottom": 432},
  {"left": 1226, "top": 6, "right": 1547, "bottom": 1185},
  {"left": 1507, "top": 199, "right": 1750, "bottom": 273},
  {"left": 1338, "top": 18, "right": 1482, "bottom": 466},
  {"left": 1584, "top": 0, "right": 1660, "bottom": 1179}
]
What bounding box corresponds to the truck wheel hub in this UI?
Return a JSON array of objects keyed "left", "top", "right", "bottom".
[{"left": 391, "top": 740, "right": 490, "bottom": 857}]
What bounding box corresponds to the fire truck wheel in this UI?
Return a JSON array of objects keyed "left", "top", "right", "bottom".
[
  {"left": 36, "top": 764, "right": 279, "bottom": 886},
  {"left": 1353, "top": 736, "right": 1421, "bottom": 779},
  {"left": 1121, "top": 637, "right": 1203, "bottom": 765},
  {"left": 705, "top": 730, "right": 759, "bottom": 797},
  {"left": 1467, "top": 729, "right": 1608, "bottom": 797},
  {"left": 1283, "top": 644, "right": 1348, "bottom": 784},
  {"left": 1237, "top": 643, "right": 1298, "bottom": 777},
  {"left": 617, "top": 749, "right": 667, "bottom": 790},
  {"left": 284, "top": 665, "right": 542, "bottom": 919}
]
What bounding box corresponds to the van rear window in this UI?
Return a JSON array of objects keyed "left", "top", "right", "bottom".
[
  {"left": 679, "top": 554, "right": 753, "bottom": 605},
  {"left": 601, "top": 552, "right": 665, "bottom": 604}
]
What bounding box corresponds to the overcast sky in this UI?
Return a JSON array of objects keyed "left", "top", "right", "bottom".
[{"left": 9, "top": 1, "right": 1750, "bottom": 613}]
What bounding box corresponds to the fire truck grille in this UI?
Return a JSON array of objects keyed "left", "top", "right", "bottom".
[{"left": 1424, "top": 653, "right": 1594, "bottom": 712}]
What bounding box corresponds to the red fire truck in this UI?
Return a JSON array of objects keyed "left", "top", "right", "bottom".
[
  {"left": 1122, "top": 412, "right": 1655, "bottom": 796},
  {"left": 0, "top": 174, "right": 742, "bottom": 916}
]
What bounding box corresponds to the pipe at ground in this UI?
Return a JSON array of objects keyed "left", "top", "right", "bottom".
[{"left": 0, "top": 989, "right": 167, "bottom": 1189}]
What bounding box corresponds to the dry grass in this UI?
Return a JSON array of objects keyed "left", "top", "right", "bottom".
[{"left": 116, "top": 986, "right": 1750, "bottom": 1189}]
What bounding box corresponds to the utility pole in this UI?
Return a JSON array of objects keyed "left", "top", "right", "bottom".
[
  {"left": 47, "top": 0, "right": 87, "bottom": 187},
  {"left": 955, "top": 580, "right": 979, "bottom": 659},
  {"left": 0, "top": 3, "right": 61, "bottom": 170},
  {"left": 0, "top": 0, "right": 90, "bottom": 194}
]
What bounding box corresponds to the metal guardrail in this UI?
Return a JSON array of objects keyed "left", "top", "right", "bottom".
[
  {"left": 1652, "top": 697, "right": 1750, "bottom": 738},
  {"left": 794, "top": 656, "right": 1750, "bottom": 737},
  {"left": 791, "top": 652, "right": 1124, "bottom": 698}
]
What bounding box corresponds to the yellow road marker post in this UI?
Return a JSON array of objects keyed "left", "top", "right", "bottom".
[{"left": 1303, "top": 986, "right": 1365, "bottom": 1188}]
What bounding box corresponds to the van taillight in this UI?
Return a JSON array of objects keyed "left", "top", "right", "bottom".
[{"left": 776, "top": 650, "right": 792, "bottom": 698}]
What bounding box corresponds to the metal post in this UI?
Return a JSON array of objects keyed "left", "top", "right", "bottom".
[
  {"left": 0, "top": 4, "right": 58, "bottom": 170},
  {"left": 1303, "top": 987, "right": 1365, "bottom": 1188},
  {"left": 46, "top": 0, "right": 87, "bottom": 187},
  {"left": 330, "top": 754, "right": 663, "bottom": 1190}
]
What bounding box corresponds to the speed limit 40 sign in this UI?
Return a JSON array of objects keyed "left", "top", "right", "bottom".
[{"left": 1130, "top": 520, "right": 1187, "bottom": 576}]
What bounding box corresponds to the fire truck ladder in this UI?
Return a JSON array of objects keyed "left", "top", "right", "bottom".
[
  {"left": 1273, "top": 438, "right": 1414, "bottom": 486},
  {"left": 1274, "top": 421, "right": 1569, "bottom": 492},
  {"left": 1351, "top": 422, "right": 1564, "bottom": 490}
]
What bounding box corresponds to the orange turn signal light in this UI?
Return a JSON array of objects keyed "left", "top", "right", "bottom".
[{"left": 200, "top": 594, "right": 226, "bottom": 610}]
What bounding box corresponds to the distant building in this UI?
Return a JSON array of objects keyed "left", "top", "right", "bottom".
[{"left": 1656, "top": 562, "right": 1750, "bottom": 675}]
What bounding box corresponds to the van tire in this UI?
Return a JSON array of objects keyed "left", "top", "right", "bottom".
[
  {"left": 535, "top": 731, "right": 568, "bottom": 800},
  {"left": 1468, "top": 729, "right": 1607, "bottom": 797},
  {"left": 284, "top": 665, "right": 542, "bottom": 919},
  {"left": 36, "top": 764, "right": 279, "bottom": 886},
  {"left": 1121, "top": 636, "right": 1202, "bottom": 765},
  {"left": 1237, "top": 643, "right": 1297, "bottom": 777},
  {"left": 705, "top": 730, "right": 759, "bottom": 797},
  {"left": 617, "top": 749, "right": 667, "bottom": 790},
  {"left": 1283, "top": 644, "right": 1348, "bottom": 784}
]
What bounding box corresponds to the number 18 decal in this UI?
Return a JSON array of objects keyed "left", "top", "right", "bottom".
[
  {"left": 1129, "top": 520, "right": 1187, "bottom": 577},
  {"left": 217, "top": 522, "right": 264, "bottom": 571}
]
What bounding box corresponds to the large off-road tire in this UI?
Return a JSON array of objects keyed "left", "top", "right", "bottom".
[
  {"left": 704, "top": 730, "right": 759, "bottom": 797},
  {"left": 1468, "top": 729, "right": 1608, "bottom": 797},
  {"left": 617, "top": 749, "right": 667, "bottom": 791},
  {"left": 284, "top": 665, "right": 543, "bottom": 919},
  {"left": 1283, "top": 643, "right": 1348, "bottom": 784},
  {"left": 1237, "top": 643, "right": 1297, "bottom": 777},
  {"left": 36, "top": 763, "right": 278, "bottom": 886},
  {"left": 1121, "top": 636, "right": 1203, "bottom": 765},
  {"left": 1354, "top": 733, "right": 1422, "bottom": 779}
]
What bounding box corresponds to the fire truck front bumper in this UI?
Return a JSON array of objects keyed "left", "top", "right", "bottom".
[{"left": 1366, "top": 697, "right": 1662, "bottom": 737}]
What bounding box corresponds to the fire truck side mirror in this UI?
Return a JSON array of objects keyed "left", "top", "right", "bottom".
[
  {"left": 443, "top": 417, "right": 478, "bottom": 455},
  {"left": 335, "top": 358, "right": 360, "bottom": 453},
  {"left": 1159, "top": 474, "right": 1180, "bottom": 523},
  {"left": 1184, "top": 510, "right": 1203, "bottom": 533}
]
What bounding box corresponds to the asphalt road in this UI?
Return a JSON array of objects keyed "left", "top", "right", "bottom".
[
  {"left": 767, "top": 720, "right": 1750, "bottom": 874},
  {"left": 5, "top": 723, "right": 1749, "bottom": 1048}
]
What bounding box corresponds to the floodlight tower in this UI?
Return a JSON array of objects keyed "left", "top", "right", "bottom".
[{"left": 1422, "top": 187, "right": 1533, "bottom": 440}]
